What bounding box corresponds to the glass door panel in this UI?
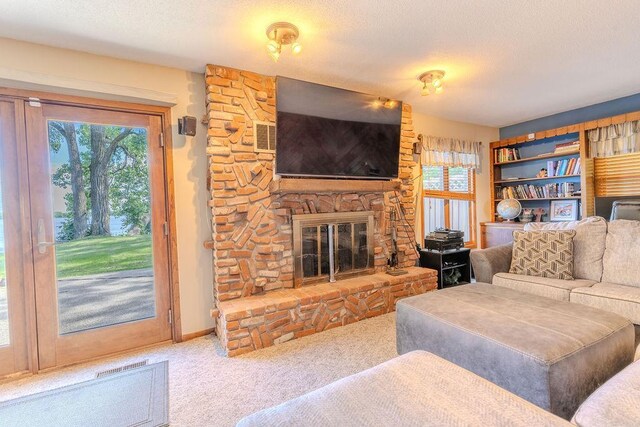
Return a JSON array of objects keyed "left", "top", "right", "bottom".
[
  {"left": 300, "top": 225, "right": 332, "bottom": 279},
  {"left": 353, "top": 222, "right": 369, "bottom": 269},
  {"left": 0, "top": 99, "right": 30, "bottom": 376},
  {"left": 47, "top": 121, "right": 155, "bottom": 335},
  {"left": 336, "top": 223, "right": 353, "bottom": 272},
  {"left": 0, "top": 184, "right": 8, "bottom": 347},
  {"left": 319, "top": 225, "right": 330, "bottom": 276},
  {"left": 301, "top": 226, "right": 319, "bottom": 277}
]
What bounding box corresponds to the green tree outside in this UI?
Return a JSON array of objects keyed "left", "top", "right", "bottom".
[{"left": 48, "top": 122, "right": 152, "bottom": 276}]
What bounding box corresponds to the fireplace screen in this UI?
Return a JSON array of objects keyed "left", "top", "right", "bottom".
[{"left": 293, "top": 212, "right": 375, "bottom": 286}]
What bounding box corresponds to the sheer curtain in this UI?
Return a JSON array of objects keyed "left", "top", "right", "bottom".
[
  {"left": 419, "top": 135, "right": 481, "bottom": 168},
  {"left": 587, "top": 121, "right": 640, "bottom": 158}
]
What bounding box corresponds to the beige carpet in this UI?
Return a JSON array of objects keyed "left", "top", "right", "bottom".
[
  {"left": 1, "top": 312, "right": 637, "bottom": 426},
  {"left": 0, "top": 313, "right": 398, "bottom": 426}
]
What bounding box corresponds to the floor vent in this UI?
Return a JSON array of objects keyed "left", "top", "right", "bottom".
[{"left": 96, "top": 360, "right": 148, "bottom": 378}]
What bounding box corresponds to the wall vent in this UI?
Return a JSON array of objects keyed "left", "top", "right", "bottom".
[{"left": 254, "top": 121, "right": 276, "bottom": 153}]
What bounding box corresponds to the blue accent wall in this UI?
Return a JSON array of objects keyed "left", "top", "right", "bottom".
[{"left": 500, "top": 93, "right": 640, "bottom": 139}]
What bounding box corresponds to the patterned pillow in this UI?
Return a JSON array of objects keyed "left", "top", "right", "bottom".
[{"left": 509, "top": 230, "right": 576, "bottom": 280}]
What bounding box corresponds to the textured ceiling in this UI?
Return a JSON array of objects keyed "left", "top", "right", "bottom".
[{"left": 1, "top": 0, "right": 639, "bottom": 127}]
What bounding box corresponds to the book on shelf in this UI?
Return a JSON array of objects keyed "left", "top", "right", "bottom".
[
  {"left": 494, "top": 147, "right": 521, "bottom": 163},
  {"left": 499, "top": 182, "right": 576, "bottom": 200},
  {"left": 546, "top": 157, "right": 580, "bottom": 177},
  {"left": 553, "top": 140, "right": 580, "bottom": 154}
]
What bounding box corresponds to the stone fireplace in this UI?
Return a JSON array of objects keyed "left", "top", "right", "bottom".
[{"left": 205, "top": 64, "right": 437, "bottom": 356}]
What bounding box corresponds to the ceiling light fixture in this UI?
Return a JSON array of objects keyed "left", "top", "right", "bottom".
[
  {"left": 418, "top": 70, "right": 446, "bottom": 96},
  {"left": 265, "top": 22, "right": 302, "bottom": 62},
  {"left": 373, "top": 97, "right": 398, "bottom": 109}
]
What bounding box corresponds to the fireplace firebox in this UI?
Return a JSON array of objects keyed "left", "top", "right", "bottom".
[{"left": 292, "top": 212, "right": 375, "bottom": 286}]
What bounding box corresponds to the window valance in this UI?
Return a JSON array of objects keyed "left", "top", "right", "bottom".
[
  {"left": 587, "top": 121, "right": 640, "bottom": 158},
  {"left": 419, "top": 135, "right": 481, "bottom": 168}
]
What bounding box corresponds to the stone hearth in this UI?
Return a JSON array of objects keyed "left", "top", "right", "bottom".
[
  {"left": 205, "top": 64, "right": 434, "bottom": 356},
  {"left": 217, "top": 267, "right": 436, "bottom": 356}
]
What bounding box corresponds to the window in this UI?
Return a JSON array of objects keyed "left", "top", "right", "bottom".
[{"left": 422, "top": 166, "right": 476, "bottom": 247}]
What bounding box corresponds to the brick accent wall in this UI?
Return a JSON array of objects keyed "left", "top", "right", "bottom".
[{"left": 205, "top": 65, "right": 424, "bottom": 353}]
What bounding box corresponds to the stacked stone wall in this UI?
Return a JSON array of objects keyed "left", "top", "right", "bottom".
[{"left": 205, "top": 64, "right": 418, "bottom": 305}]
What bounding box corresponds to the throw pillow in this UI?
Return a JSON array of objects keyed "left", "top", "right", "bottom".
[
  {"left": 523, "top": 216, "right": 607, "bottom": 281},
  {"left": 509, "top": 230, "right": 576, "bottom": 280}
]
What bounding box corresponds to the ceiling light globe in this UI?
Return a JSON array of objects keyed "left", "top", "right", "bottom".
[
  {"left": 269, "top": 51, "right": 280, "bottom": 62},
  {"left": 421, "top": 86, "right": 430, "bottom": 96},
  {"left": 435, "top": 86, "right": 444, "bottom": 94},
  {"left": 266, "top": 40, "right": 279, "bottom": 54},
  {"left": 432, "top": 78, "right": 442, "bottom": 88},
  {"left": 291, "top": 43, "right": 302, "bottom": 55}
]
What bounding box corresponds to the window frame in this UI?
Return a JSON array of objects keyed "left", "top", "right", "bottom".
[{"left": 421, "top": 166, "right": 477, "bottom": 248}]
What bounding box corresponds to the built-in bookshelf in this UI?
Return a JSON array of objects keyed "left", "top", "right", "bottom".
[
  {"left": 490, "top": 131, "right": 584, "bottom": 222},
  {"left": 482, "top": 109, "right": 640, "bottom": 246}
]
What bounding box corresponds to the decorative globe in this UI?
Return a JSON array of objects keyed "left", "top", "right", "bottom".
[{"left": 497, "top": 198, "right": 522, "bottom": 221}]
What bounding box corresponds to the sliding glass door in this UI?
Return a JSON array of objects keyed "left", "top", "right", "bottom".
[{"left": 0, "top": 95, "right": 173, "bottom": 374}]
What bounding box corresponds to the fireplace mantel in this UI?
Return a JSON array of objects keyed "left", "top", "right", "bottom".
[{"left": 269, "top": 178, "right": 401, "bottom": 194}]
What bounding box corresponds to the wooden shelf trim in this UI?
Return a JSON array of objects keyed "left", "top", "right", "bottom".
[
  {"left": 495, "top": 174, "right": 581, "bottom": 184},
  {"left": 269, "top": 178, "right": 401, "bottom": 194},
  {"left": 489, "top": 110, "right": 640, "bottom": 149},
  {"left": 494, "top": 196, "right": 581, "bottom": 202},
  {"left": 494, "top": 151, "right": 579, "bottom": 166}
]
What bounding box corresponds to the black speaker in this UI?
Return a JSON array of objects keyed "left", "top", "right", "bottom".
[{"left": 178, "top": 116, "right": 197, "bottom": 136}]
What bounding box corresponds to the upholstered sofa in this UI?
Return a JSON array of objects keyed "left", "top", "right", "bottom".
[
  {"left": 470, "top": 217, "right": 640, "bottom": 327},
  {"left": 237, "top": 350, "right": 640, "bottom": 426}
]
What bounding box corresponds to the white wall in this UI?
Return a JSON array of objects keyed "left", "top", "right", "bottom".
[
  {"left": 0, "top": 37, "right": 214, "bottom": 334},
  {"left": 412, "top": 112, "right": 499, "bottom": 247}
]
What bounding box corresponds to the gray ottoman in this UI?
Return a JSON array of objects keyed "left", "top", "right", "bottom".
[
  {"left": 237, "top": 351, "right": 569, "bottom": 427},
  {"left": 396, "top": 283, "right": 635, "bottom": 420}
]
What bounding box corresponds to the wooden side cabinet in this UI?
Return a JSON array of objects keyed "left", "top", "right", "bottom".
[{"left": 480, "top": 222, "right": 525, "bottom": 248}]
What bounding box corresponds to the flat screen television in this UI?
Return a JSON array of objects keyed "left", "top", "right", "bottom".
[{"left": 275, "top": 77, "right": 402, "bottom": 180}]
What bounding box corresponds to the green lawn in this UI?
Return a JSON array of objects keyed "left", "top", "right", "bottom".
[
  {"left": 0, "top": 235, "right": 151, "bottom": 280},
  {"left": 55, "top": 235, "right": 152, "bottom": 278}
]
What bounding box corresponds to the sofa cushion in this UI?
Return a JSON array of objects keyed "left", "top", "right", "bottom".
[
  {"left": 237, "top": 351, "right": 571, "bottom": 427},
  {"left": 494, "top": 272, "right": 596, "bottom": 301},
  {"left": 601, "top": 219, "right": 640, "bottom": 287},
  {"left": 524, "top": 216, "right": 607, "bottom": 281},
  {"left": 510, "top": 230, "right": 576, "bottom": 280},
  {"left": 572, "top": 358, "right": 640, "bottom": 427},
  {"left": 571, "top": 282, "right": 640, "bottom": 325}
]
